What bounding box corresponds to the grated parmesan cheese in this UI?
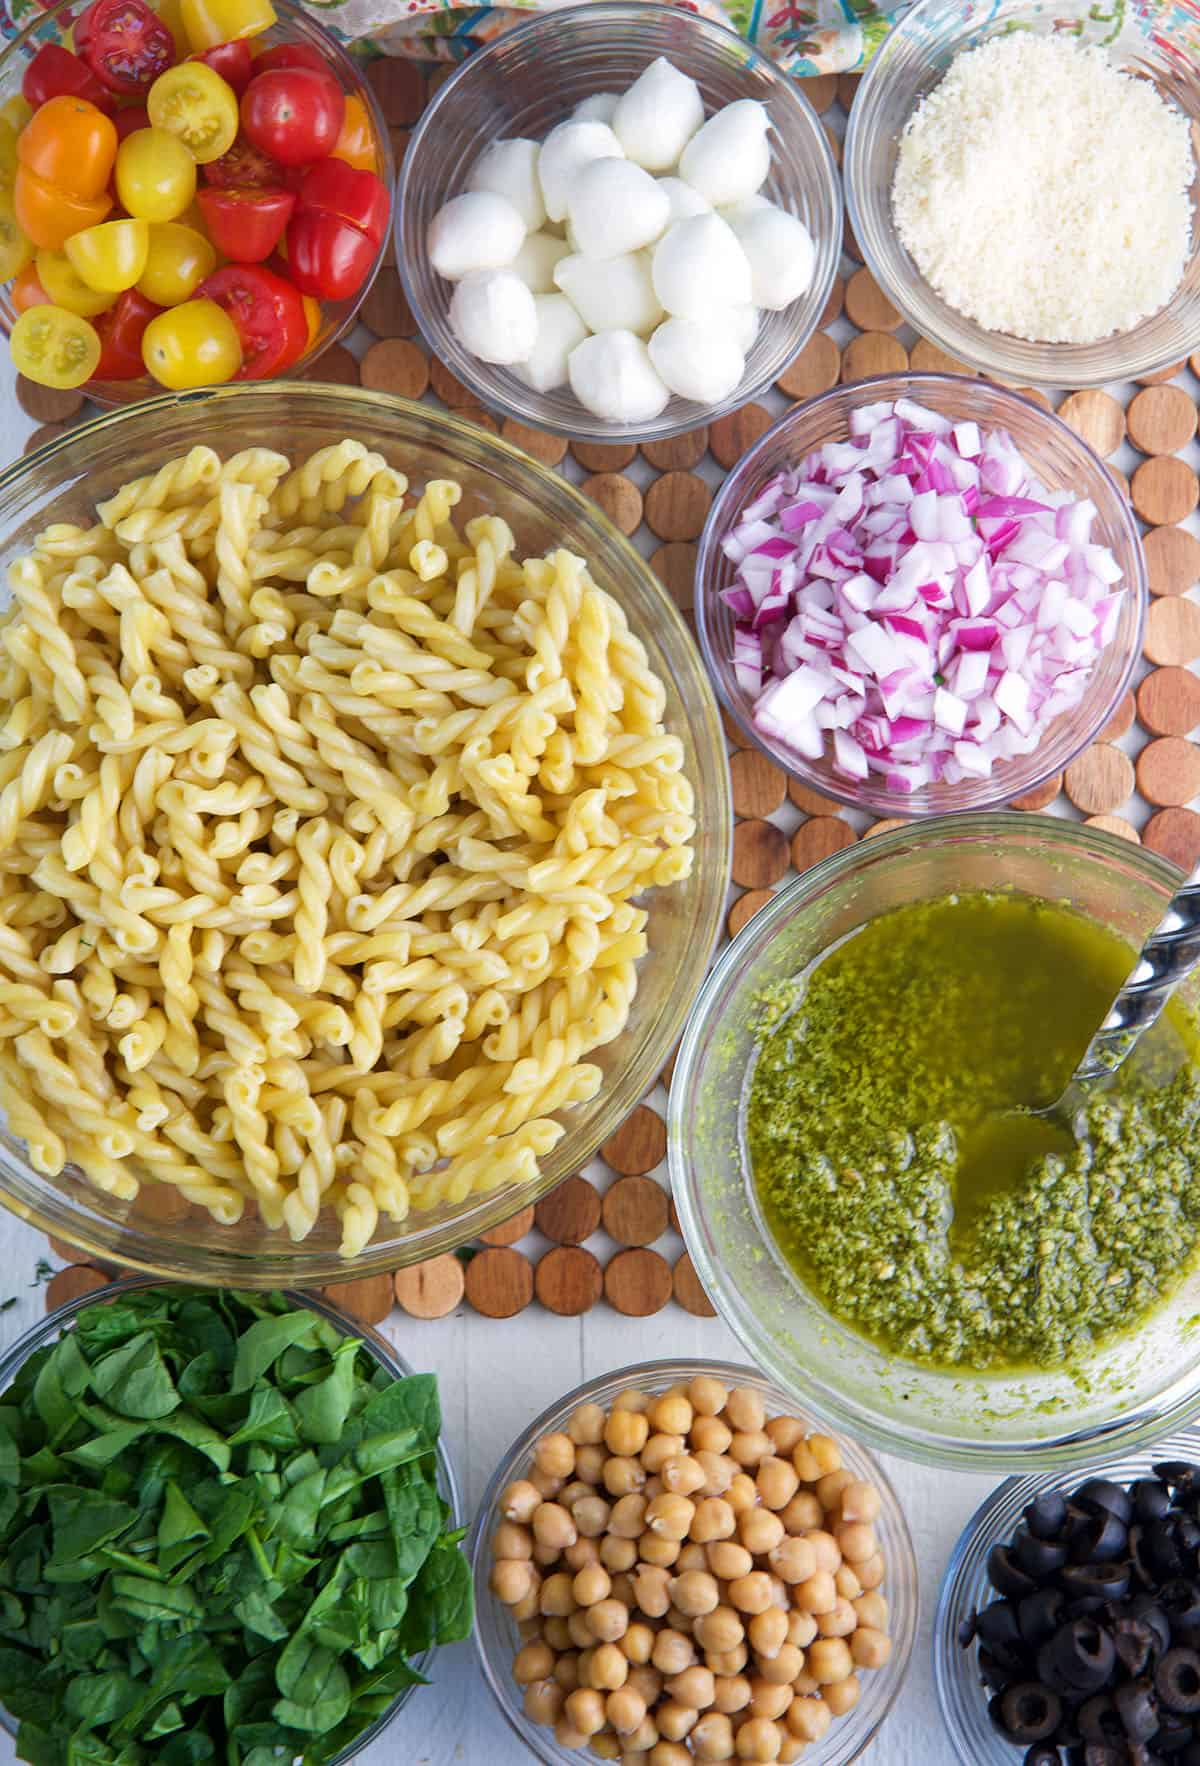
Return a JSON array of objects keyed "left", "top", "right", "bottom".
[{"left": 891, "top": 34, "right": 1195, "bottom": 344}]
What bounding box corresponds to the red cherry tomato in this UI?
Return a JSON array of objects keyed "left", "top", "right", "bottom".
[
  {"left": 295, "top": 157, "right": 387, "bottom": 246},
  {"left": 115, "top": 102, "right": 151, "bottom": 139},
  {"left": 77, "top": 0, "right": 175, "bottom": 95},
  {"left": 92, "top": 283, "right": 159, "bottom": 376},
  {"left": 202, "top": 130, "right": 287, "bottom": 188},
  {"left": 285, "top": 209, "right": 373, "bottom": 300},
  {"left": 240, "top": 66, "right": 343, "bottom": 167},
  {"left": 23, "top": 45, "right": 115, "bottom": 115},
  {"left": 250, "top": 41, "right": 326, "bottom": 77},
  {"left": 198, "top": 260, "right": 304, "bottom": 378},
  {"left": 195, "top": 183, "right": 292, "bottom": 260},
  {"left": 192, "top": 38, "right": 253, "bottom": 95}
]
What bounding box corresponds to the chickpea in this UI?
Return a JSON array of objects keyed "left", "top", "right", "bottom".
[
  {"left": 696, "top": 1452, "right": 737, "bottom": 1497},
  {"left": 494, "top": 1519, "right": 533, "bottom": 1560},
  {"left": 816, "top": 1468, "right": 854, "bottom": 1514},
  {"left": 727, "top": 1474, "right": 758, "bottom": 1515},
  {"left": 501, "top": 1479, "right": 542, "bottom": 1523},
  {"left": 817, "top": 1598, "right": 857, "bottom": 1639},
  {"left": 677, "top": 1542, "right": 709, "bottom": 1574},
  {"left": 692, "top": 1712, "right": 736, "bottom": 1760},
  {"left": 608, "top": 1685, "right": 649, "bottom": 1734},
  {"left": 570, "top": 1610, "right": 597, "bottom": 1650},
  {"left": 739, "top": 1509, "right": 785, "bottom": 1557},
  {"left": 602, "top": 1534, "right": 639, "bottom": 1574},
  {"left": 708, "top": 1541, "right": 754, "bottom": 1582},
  {"left": 491, "top": 1559, "right": 535, "bottom": 1606},
  {"left": 812, "top": 1435, "right": 844, "bottom": 1474},
  {"left": 856, "top": 1552, "right": 886, "bottom": 1590},
  {"left": 532, "top": 1502, "right": 577, "bottom": 1552},
  {"left": 756, "top": 1458, "right": 800, "bottom": 1512},
  {"left": 644, "top": 1477, "right": 664, "bottom": 1503},
  {"left": 652, "top": 1628, "right": 697, "bottom": 1676},
  {"left": 691, "top": 1497, "right": 737, "bottom": 1544},
  {"left": 840, "top": 1479, "right": 881, "bottom": 1523},
  {"left": 706, "top": 1644, "right": 749, "bottom": 1676},
  {"left": 851, "top": 1626, "right": 892, "bottom": 1669},
  {"left": 576, "top": 1444, "right": 607, "bottom": 1485},
  {"left": 566, "top": 1539, "right": 601, "bottom": 1572},
  {"left": 539, "top": 1571, "right": 576, "bottom": 1616},
  {"left": 554, "top": 1717, "right": 590, "bottom": 1749},
  {"left": 565, "top": 1686, "right": 607, "bottom": 1736},
  {"left": 523, "top": 1677, "right": 564, "bottom": 1726},
  {"left": 756, "top": 1644, "right": 805, "bottom": 1688},
  {"left": 606, "top": 1408, "right": 651, "bottom": 1458},
  {"left": 562, "top": 1480, "right": 595, "bottom": 1511},
  {"left": 780, "top": 1492, "right": 822, "bottom": 1533},
  {"left": 794, "top": 1570, "right": 837, "bottom": 1615},
  {"left": 792, "top": 1671, "right": 820, "bottom": 1696},
  {"left": 791, "top": 1445, "right": 821, "bottom": 1484},
  {"left": 767, "top": 1536, "right": 815, "bottom": 1585},
  {"left": 695, "top": 1606, "right": 745, "bottom": 1654},
  {"left": 587, "top": 1598, "right": 629, "bottom": 1643},
  {"left": 633, "top": 1563, "right": 672, "bottom": 1618},
  {"left": 614, "top": 1388, "right": 651, "bottom": 1414},
  {"left": 734, "top": 1715, "right": 782, "bottom": 1761},
  {"left": 765, "top": 1417, "right": 806, "bottom": 1457},
  {"left": 648, "top": 1390, "right": 693, "bottom": 1437},
  {"left": 608, "top": 1493, "right": 647, "bottom": 1538},
  {"left": 668, "top": 1664, "right": 716, "bottom": 1709},
  {"left": 611, "top": 1573, "right": 636, "bottom": 1610},
  {"left": 605, "top": 1457, "right": 648, "bottom": 1499},
  {"left": 590, "top": 1641, "right": 631, "bottom": 1691},
  {"left": 622, "top": 1713, "right": 661, "bottom": 1754},
  {"left": 689, "top": 1375, "right": 729, "bottom": 1417},
  {"left": 786, "top": 1610, "right": 817, "bottom": 1649},
  {"left": 530, "top": 1468, "right": 565, "bottom": 1499},
  {"left": 534, "top": 1541, "right": 564, "bottom": 1568},
  {"left": 834, "top": 1565, "right": 862, "bottom": 1601},
  {"left": 662, "top": 1455, "right": 707, "bottom": 1497},
  {"left": 724, "top": 1388, "right": 766, "bottom": 1434},
  {"left": 512, "top": 1574, "right": 543, "bottom": 1622},
  {"left": 544, "top": 1616, "right": 571, "bottom": 1651},
  {"left": 786, "top": 1697, "right": 832, "bottom": 1743},
  {"left": 730, "top": 1431, "right": 772, "bottom": 1470},
  {"left": 837, "top": 1521, "right": 878, "bottom": 1565},
  {"left": 640, "top": 1532, "right": 681, "bottom": 1568},
  {"left": 534, "top": 1432, "right": 575, "bottom": 1480},
  {"left": 824, "top": 1674, "right": 861, "bottom": 1717},
  {"left": 666, "top": 1601, "right": 698, "bottom": 1633},
  {"left": 657, "top": 1700, "right": 699, "bottom": 1741},
  {"left": 568, "top": 1402, "right": 607, "bottom": 1446},
  {"left": 728, "top": 1572, "right": 774, "bottom": 1615},
  {"left": 628, "top": 1664, "right": 664, "bottom": 1707},
  {"left": 577, "top": 1647, "right": 597, "bottom": 1686},
  {"left": 692, "top": 1415, "right": 734, "bottom": 1455},
  {"left": 573, "top": 1563, "right": 611, "bottom": 1607},
  {"left": 591, "top": 1736, "right": 621, "bottom": 1762},
  {"left": 650, "top": 1745, "right": 692, "bottom": 1766},
  {"left": 806, "top": 1530, "right": 841, "bottom": 1574},
  {"left": 642, "top": 1432, "right": 686, "bottom": 1474},
  {"left": 517, "top": 1618, "right": 542, "bottom": 1641},
  {"left": 853, "top": 1591, "right": 888, "bottom": 1630},
  {"left": 748, "top": 1678, "right": 793, "bottom": 1722},
  {"left": 514, "top": 1640, "right": 555, "bottom": 1685},
  {"left": 622, "top": 1621, "right": 655, "bottom": 1665},
  {"left": 807, "top": 1637, "right": 853, "bottom": 1684},
  {"left": 647, "top": 1493, "right": 696, "bottom": 1541},
  {"left": 668, "top": 1569, "right": 718, "bottom": 1618},
  {"left": 748, "top": 1608, "right": 789, "bottom": 1660},
  {"left": 555, "top": 1652, "right": 581, "bottom": 1691},
  {"left": 714, "top": 1674, "right": 752, "bottom": 1714},
  {"left": 777, "top": 1739, "right": 805, "bottom": 1764}
]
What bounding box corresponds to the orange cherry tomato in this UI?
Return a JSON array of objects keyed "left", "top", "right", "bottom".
[
  {"left": 16, "top": 96, "right": 117, "bottom": 200},
  {"left": 331, "top": 93, "right": 375, "bottom": 174},
  {"left": 14, "top": 165, "right": 112, "bottom": 251},
  {"left": 301, "top": 291, "right": 318, "bottom": 348},
  {"left": 11, "top": 262, "right": 50, "bottom": 313}
]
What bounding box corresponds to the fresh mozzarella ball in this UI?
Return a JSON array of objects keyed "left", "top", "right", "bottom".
[
  {"left": 573, "top": 92, "right": 620, "bottom": 124},
  {"left": 727, "top": 302, "right": 760, "bottom": 354},
  {"left": 611, "top": 57, "right": 704, "bottom": 171},
  {"left": 566, "top": 158, "right": 671, "bottom": 259},
  {"left": 568, "top": 329, "right": 671, "bottom": 422},
  {"left": 428, "top": 191, "right": 526, "bottom": 281},
  {"left": 651, "top": 213, "right": 752, "bottom": 319},
  {"left": 449, "top": 269, "right": 537, "bottom": 364},
  {"left": 678, "top": 99, "right": 771, "bottom": 206},
  {"left": 554, "top": 251, "right": 663, "bottom": 337},
  {"left": 515, "top": 293, "right": 589, "bottom": 392},
  {"left": 468, "top": 139, "right": 547, "bottom": 232},
  {"left": 726, "top": 204, "right": 815, "bottom": 308},
  {"left": 658, "top": 176, "right": 711, "bottom": 225},
  {"left": 537, "top": 120, "right": 624, "bottom": 224},
  {"left": 648, "top": 316, "right": 745, "bottom": 402},
  {"left": 509, "top": 231, "right": 571, "bottom": 294},
  {"left": 718, "top": 193, "right": 771, "bottom": 225}
]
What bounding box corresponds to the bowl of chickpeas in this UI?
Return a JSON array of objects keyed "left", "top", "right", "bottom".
[{"left": 470, "top": 1359, "right": 917, "bottom": 1764}]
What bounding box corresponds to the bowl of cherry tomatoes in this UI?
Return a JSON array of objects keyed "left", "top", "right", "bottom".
[{"left": 0, "top": 0, "right": 393, "bottom": 398}]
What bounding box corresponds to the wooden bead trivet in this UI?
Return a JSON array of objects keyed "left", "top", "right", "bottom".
[
  {"left": 535, "top": 1246, "right": 603, "bottom": 1315},
  {"left": 303, "top": 343, "right": 359, "bottom": 387},
  {"left": 394, "top": 1255, "right": 464, "bottom": 1319},
  {"left": 359, "top": 267, "right": 417, "bottom": 339},
  {"left": 24, "top": 422, "right": 67, "bottom": 455},
  {"left": 1100, "top": 691, "right": 1136, "bottom": 744},
  {"left": 366, "top": 55, "right": 426, "bottom": 124},
  {"left": 1143, "top": 525, "right": 1200, "bottom": 597},
  {"left": 787, "top": 776, "right": 839, "bottom": 814},
  {"left": 581, "top": 472, "right": 642, "bottom": 535},
  {"left": 673, "top": 1252, "right": 717, "bottom": 1318},
  {"left": 723, "top": 707, "right": 755, "bottom": 748},
  {"left": 1127, "top": 385, "right": 1198, "bottom": 455},
  {"left": 465, "top": 1247, "right": 534, "bottom": 1318},
  {"left": 321, "top": 1273, "right": 395, "bottom": 1326},
  {"left": 909, "top": 340, "right": 976, "bottom": 376},
  {"left": 729, "top": 749, "right": 787, "bottom": 818},
  {"left": 710, "top": 405, "right": 773, "bottom": 470},
  {"left": 1063, "top": 744, "right": 1135, "bottom": 815},
  {"left": 1136, "top": 737, "right": 1200, "bottom": 807},
  {"left": 534, "top": 1174, "right": 602, "bottom": 1245},
  {"left": 1145, "top": 596, "right": 1200, "bottom": 666},
  {"left": 572, "top": 439, "right": 636, "bottom": 472},
  {"left": 731, "top": 818, "right": 789, "bottom": 888},
  {"left": 602, "top": 1175, "right": 670, "bottom": 1247},
  {"left": 807, "top": 72, "right": 838, "bottom": 112},
  {"left": 1137, "top": 361, "right": 1187, "bottom": 386},
  {"left": 1011, "top": 774, "right": 1063, "bottom": 812},
  {"left": 360, "top": 338, "right": 430, "bottom": 399},
  {"left": 601, "top": 1105, "right": 667, "bottom": 1178},
  {"left": 841, "top": 332, "right": 907, "bottom": 381},
  {"left": 1145, "top": 807, "right": 1200, "bottom": 869},
  {"left": 16, "top": 377, "right": 82, "bottom": 424},
  {"left": 844, "top": 268, "right": 903, "bottom": 333},
  {"left": 1132, "top": 457, "right": 1200, "bottom": 526},
  {"left": 728, "top": 889, "right": 774, "bottom": 937},
  {"left": 791, "top": 816, "right": 856, "bottom": 869},
  {"left": 819, "top": 276, "right": 845, "bottom": 330},
  {"left": 481, "top": 1205, "right": 536, "bottom": 1248},
  {"left": 777, "top": 333, "right": 840, "bottom": 400},
  {"left": 1058, "top": 390, "right": 1125, "bottom": 459},
  {"left": 1138, "top": 668, "right": 1200, "bottom": 738},
  {"left": 642, "top": 429, "right": 708, "bottom": 472},
  {"left": 1086, "top": 814, "right": 1140, "bottom": 842},
  {"left": 429, "top": 356, "right": 482, "bottom": 409},
  {"left": 46, "top": 1265, "right": 108, "bottom": 1309},
  {"left": 644, "top": 471, "right": 711, "bottom": 541},
  {"left": 604, "top": 1247, "right": 673, "bottom": 1317},
  {"left": 651, "top": 541, "right": 697, "bottom": 609}
]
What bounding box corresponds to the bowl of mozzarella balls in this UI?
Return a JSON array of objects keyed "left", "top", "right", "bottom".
[{"left": 395, "top": 1, "right": 841, "bottom": 441}]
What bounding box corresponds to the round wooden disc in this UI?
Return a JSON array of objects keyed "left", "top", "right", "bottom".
[
  {"left": 651, "top": 541, "right": 697, "bottom": 609},
  {"left": 661, "top": 1045, "right": 679, "bottom": 1090},
  {"left": 728, "top": 888, "right": 774, "bottom": 936},
  {"left": 1144, "top": 525, "right": 1200, "bottom": 597},
  {"left": 536, "top": 1245, "right": 603, "bottom": 1315},
  {"left": 465, "top": 1247, "right": 534, "bottom": 1318},
  {"left": 1131, "top": 457, "right": 1199, "bottom": 526},
  {"left": 1127, "top": 384, "right": 1197, "bottom": 455},
  {"left": 1144, "top": 806, "right": 1200, "bottom": 869},
  {"left": 430, "top": 356, "right": 484, "bottom": 408},
  {"left": 23, "top": 422, "right": 67, "bottom": 455},
  {"left": 1138, "top": 667, "right": 1200, "bottom": 737},
  {"left": 601, "top": 1105, "right": 667, "bottom": 1177},
  {"left": 644, "top": 471, "right": 712, "bottom": 542},
  {"left": 1010, "top": 773, "right": 1063, "bottom": 811},
  {"left": 367, "top": 55, "right": 426, "bottom": 124},
  {"left": 131, "top": 1180, "right": 192, "bottom": 1224},
  {"left": 669, "top": 1197, "right": 681, "bottom": 1234},
  {"left": 673, "top": 1252, "right": 717, "bottom": 1318},
  {"left": 394, "top": 1254, "right": 464, "bottom": 1319},
  {"left": 1099, "top": 691, "right": 1136, "bottom": 744},
  {"left": 845, "top": 268, "right": 902, "bottom": 333},
  {"left": 819, "top": 275, "right": 845, "bottom": 330},
  {"left": 572, "top": 439, "right": 636, "bottom": 472},
  {"left": 16, "top": 377, "right": 83, "bottom": 424},
  {"left": 732, "top": 818, "right": 790, "bottom": 887},
  {"left": 481, "top": 1204, "right": 536, "bottom": 1248},
  {"left": 723, "top": 707, "right": 755, "bottom": 748},
  {"left": 806, "top": 72, "right": 838, "bottom": 112},
  {"left": 46, "top": 1265, "right": 108, "bottom": 1311},
  {"left": 602, "top": 1175, "right": 670, "bottom": 1247},
  {"left": 534, "top": 1174, "right": 602, "bottom": 1245},
  {"left": 500, "top": 418, "right": 568, "bottom": 466},
  {"left": 791, "top": 816, "right": 856, "bottom": 871},
  {"left": 48, "top": 1235, "right": 81, "bottom": 1262},
  {"left": 1063, "top": 744, "right": 1135, "bottom": 815},
  {"left": 321, "top": 1273, "right": 395, "bottom": 1326},
  {"left": 777, "top": 332, "right": 840, "bottom": 400},
  {"left": 1137, "top": 360, "right": 1187, "bottom": 386},
  {"left": 841, "top": 332, "right": 907, "bottom": 382},
  {"left": 360, "top": 266, "right": 418, "bottom": 339},
  {"left": 842, "top": 213, "right": 863, "bottom": 262},
  {"left": 787, "top": 776, "right": 839, "bottom": 815},
  {"left": 1136, "top": 736, "right": 1200, "bottom": 807},
  {"left": 604, "top": 1247, "right": 673, "bottom": 1317},
  {"left": 730, "top": 748, "right": 787, "bottom": 818},
  {"left": 863, "top": 817, "right": 912, "bottom": 837},
  {"left": 1084, "top": 814, "right": 1139, "bottom": 842},
  {"left": 710, "top": 404, "right": 773, "bottom": 470},
  {"left": 907, "top": 339, "right": 976, "bottom": 376},
  {"left": 361, "top": 338, "right": 430, "bottom": 399},
  {"left": 581, "top": 472, "right": 642, "bottom": 534},
  {"left": 838, "top": 72, "right": 861, "bottom": 108},
  {"left": 1057, "top": 390, "right": 1126, "bottom": 459},
  {"left": 303, "top": 344, "right": 360, "bottom": 387},
  {"left": 643, "top": 428, "right": 708, "bottom": 471},
  {"left": 1145, "top": 595, "right": 1200, "bottom": 666}
]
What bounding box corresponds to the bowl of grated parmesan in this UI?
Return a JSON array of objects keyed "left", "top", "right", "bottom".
[{"left": 844, "top": 0, "right": 1200, "bottom": 386}]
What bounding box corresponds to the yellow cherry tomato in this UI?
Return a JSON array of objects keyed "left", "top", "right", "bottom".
[
  {"left": 142, "top": 296, "right": 241, "bottom": 387},
  {"left": 0, "top": 190, "right": 33, "bottom": 282},
  {"left": 64, "top": 218, "right": 149, "bottom": 293},
  {"left": 0, "top": 97, "right": 33, "bottom": 136},
  {"left": 301, "top": 292, "right": 319, "bottom": 350},
  {"left": 11, "top": 303, "right": 100, "bottom": 388},
  {"left": 147, "top": 63, "right": 238, "bottom": 164},
  {"left": 152, "top": 0, "right": 191, "bottom": 59},
  {"left": 137, "top": 221, "right": 214, "bottom": 305},
  {"left": 180, "top": 0, "right": 274, "bottom": 49},
  {"left": 331, "top": 94, "right": 376, "bottom": 174},
  {"left": 0, "top": 119, "right": 19, "bottom": 199},
  {"left": 116, "top": 128, "right": 197, "bottom": 223},
  {"left": 34, "top": 249, "right": 115, "bottom": 318}
]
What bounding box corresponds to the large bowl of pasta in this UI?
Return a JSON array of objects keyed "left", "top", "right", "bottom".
[{"left": 0, "top": 384, "right": 730, "bottom": 1284}]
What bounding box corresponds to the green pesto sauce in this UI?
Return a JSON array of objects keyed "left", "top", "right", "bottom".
[{"left": 746, "top": 891, "right": 1200, "bottom": 1374}]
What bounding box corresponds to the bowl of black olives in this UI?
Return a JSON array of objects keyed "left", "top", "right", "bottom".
[{"left": 935, "top": 1433, "right": 1200, "bottom": 1765}]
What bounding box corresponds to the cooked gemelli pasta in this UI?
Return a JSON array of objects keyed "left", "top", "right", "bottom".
[{"left": 0, "top": 441, "right": 694, "bottom": 1256}]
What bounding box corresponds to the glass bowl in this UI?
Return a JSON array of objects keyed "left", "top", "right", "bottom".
[
  {"left": 395, "top": 1, "right": 841, "bottom": 444},
  {"left": 695, "top": 374, "right": 1147, "bottom": 818},
  {"left": 0, "top": 1275, "right": 462, "bottom": 1764},
  {"left": 469, "top": 1356, "right": 919, "bottom": 1765},
  {"left": 844, "top": 0, "right": 1200, "bottom": 387},
  {"left": 0, "top": 383, "right": 731, "bottom": 1283},
  {"left": 670, "top": 812, "right": 1200, "bottom": 1473},
  {"left": 933, "top": 1424, "right": 1200, "bottom": 1764},
  {"left": 0, "top": 0, "right": 393, "bottom": 403}
]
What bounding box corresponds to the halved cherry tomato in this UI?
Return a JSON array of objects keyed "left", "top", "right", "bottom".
[
  {"left": 201, "top": 130, "right": 286, "bottom": 188},
  {"left": 115, "top": 126, "right": 196, "bottom": 220},
  {"left": 65, "top": 216, "right": 148, "bottom": 290},
  {"left": 285, "top": 209, "right": 371, "bottom": 301},
  {"left": 198, "top": 260, "right": 302, "bottom": 378},
  {"left": 295, "top": 158, "right": 387, "bottom": 245},
  {"left": 15, "top": 166, "right": 112, "bottom": 250},
  {"left": 300, "top": 289, "right": 318, "bottom": 349},
  {"left": 12, "top": 303, "right": 101, "bottom": 387},
  {"left": 250, "top": 40, "right": 324, "bottom": 77},
  {"left": 35, "top": 246, "right": 116, "bottom": 315},
  {"left": 192, "top": 38, "right": 253, "bottom": 94},
  {"left": 240, "top": 65, "right": 342, "bottom": 167},
  {"left": 0, "top": 119, "right": 19, "bottom": 198},
  {"left": 331, "top": 93, "right": 375, "bottom": 174},
  {"left": 0, "top": 191, "right": 33, "bottom": 281},
  {"left": 22, "top": 45, "right": 115, "bottom": 116},
  {"left": 180, "top": 0, "right": 274, "bottom": 51},
  {"left": 92, "top": 285, "right": 159, "bottom": 377},
  {"left": 11, "top": 262, "right": 50, "bottom": 312},
  {"left": 77, "top": 0, "right": 174, "bottom": 94},
  {"left": 148, "top": 61, "right": 238, "bottom": 163},
  {"left": 17, "top": 96, "right": 117, "bottom": 199},
  {"left": 0, "top": 98, "right": 33, "bottom": 136},
  {"left": 195, "top": 183, "right": 291, "bottom": 261},
  {"left": 137, "top": 219, "right": 214, "bottom": 302},
  {"left": 115, "top": 101, "right": 151, "bottom": 139},
  {"left": 142, "top": 293, "right": 240, "bottom": 385},
  {"left": 152, "top": 0, "right": 190, "bottom": 58}
]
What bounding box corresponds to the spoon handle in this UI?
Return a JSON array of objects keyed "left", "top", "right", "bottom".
[{"left": 1073, "top": 863, "right": 1200, "bottom": 1081}]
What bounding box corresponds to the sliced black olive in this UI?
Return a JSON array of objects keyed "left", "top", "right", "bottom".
[
  {"left": 1079, "top": 1694, "right": 1124, "bottom": 1744},
  {"left": 1155, "top": 1463, "right": 1200, "bottom": 1494},
  {"left": 1027, "top": 1491, "right": 1071, "bottom": 1540},
  {"left": 991, "top": 1542, "right": 1041, "bottom": 1599},
  {"left": 1137, "top": 1523, "right": 1187, "bottom": 1585},
  {"left": 1017, "top": 1525, "right": 1072, "bottom": 1579},
  {"left": 958, "top": 1613, "right": 977, "bottom": 1649},
  {"left": 1115, "top": 1679, "right": 1161, "bottom": 1743},
  {"left": 1061, "top": 1564, "right": 1133, "bottom": 1604},
  {"left": 1178, "top": 1741, "right": 1200, "bottom": 1764},
  {"left": 1078, "top": 1480, "right": 1135, "bottom": 1526},
  {"left": 998, "top": 1683, "right": 1065, "bottom": 1744},
  {"left": 1066, "top": 1596, "right": 1117, "bottom": 1625},
  {"left": 1162, "top": 1581, "right": 1200, "bottom": 1639},
  {"left": 1039, "top": 1621, "right": 1118, "bottom": 1696},
  {"left": 1130, "top": 1596, "right": 1174, "bottom": 1659},
  {"left": 1082, "top": 1746, "right": 1131, "bottom": 1765},
  {"left": 1157, "top": 1723, "right": 1197, "bottom": 1757},
  {"left": 1179, "top": 1517, "right": 1200, "bottom": 1558},
  {"left": 1022, "top": 1588, "right": 1069, "bottom": 1649},
  {"left": 1070, "top": 1511, "right": 1131, "bottom": 1564},
  {"left": 975, "top": 1599, "right": 1030, "bottom": 1671},
  {"left": 979, "top": 1647, "right": 1014, "bottom": 1694},
  {"left": 1134, "top": 1480, "right": 1174, "bottom": 1524},
  {"left": 1114, "top": 1618, "right": 1156, "bottom": 1678},
  {"left": 1025, "top": 1750, "right": 1063, "bottom": 1766},
  {"left": 1158, "top": 1648, "right": 1200, "bottom": 1714}
]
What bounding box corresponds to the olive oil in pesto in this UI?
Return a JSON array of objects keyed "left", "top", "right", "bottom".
[{"left": 746, "top": 891, "right": 1200, "bottom": 1373}]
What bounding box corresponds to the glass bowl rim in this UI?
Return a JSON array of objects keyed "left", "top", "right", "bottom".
[
  {"left": 693, "top": 371, "right": 1149, "bottom": 817},
  {"left": 468, "top": 1354, "right": 920, "bottom": 1766}
]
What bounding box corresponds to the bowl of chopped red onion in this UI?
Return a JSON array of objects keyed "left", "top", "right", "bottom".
[{"left": 694, "top": 374, "right": 1146, "bottom": 817}]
